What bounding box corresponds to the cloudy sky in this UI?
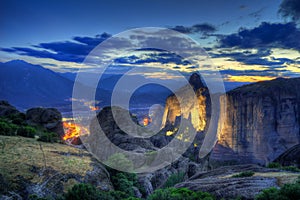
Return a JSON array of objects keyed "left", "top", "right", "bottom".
[{"left": 1, "top": 0, "right": 300, "bottom": 88}]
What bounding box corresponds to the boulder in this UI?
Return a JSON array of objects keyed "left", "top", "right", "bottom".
[{"left": 26, "top": 107, "right": 64, "bottom": 136}]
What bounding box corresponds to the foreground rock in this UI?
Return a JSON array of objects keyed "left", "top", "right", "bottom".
[
  {"left": 26, "top": 107, "right": 64, "bottom": 136},
  {"left": 88, "top": 106, "right": 206, "bottom": 196},
  {"left": 175, "top": 164, "right": 298, "bottom": 200},
  {"left": 215, "top": 78, "right": 300, "bottom": 165},
  {"left": 274, "top": 144, "right": 300, "bottom": 167}
]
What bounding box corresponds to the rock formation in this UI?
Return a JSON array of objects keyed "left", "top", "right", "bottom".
[
  {"left": 274, "top": 144, "right": 300, "bottom": 167},
  {"left": 161, "top": 73, "right": 210, "bottom": 132},
  {"left": 0, "top": 100, "right": 20, "bottom": 117},
  {"left": 26, "top": 107, "right": 64, "bottom": 136},
  {"left": 175, "top": 164, "right": 283, "bottom": 200},
  {"left": 215, "top": 78, "right": 300, "bottom": 165}
]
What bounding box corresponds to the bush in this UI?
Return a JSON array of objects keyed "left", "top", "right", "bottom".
[
  {"left": 65, "top": 183, "right": 131, "bottom": 200},
  {"left": 256, "top": 181, "right": 300, "bottom": 200},
  {"left": 281, "top": 166, "right": 300, "bottom": 172},
  {"left": 267, "top": 162, "right": 281, "bottom": 168},
  {"left": 147, "top": 187, "right": 215, "bottom": 200},
  {"left": 163, "top": 172, "right": 185, "bottom": 188},
  {"left": 64, "top": 183, "right": 101, "bottom": 200},
  {"left": 111, "top": 173, "right": 135, "bottom": 197},
  {"left": 17, "top": 126, "right": 36, "bottom": 138},
  {"left": 38, "top": 132, "right": 59, "bottom": 143},
  {"left": 267, "top": 162, "right": 300, "bottom": 172},
  {"left": 28, "top": 194, "right": 49, "bottom": 200},
  {"left": 105, "top": 153, "right": 134, "bottom": 172},
  {"left": 232, "top": 171, "right": 255, "bottom": 178},
  {"left": 7, "top": 113, "right": 26, "bottom": 125},
  {"left": 0, "top": 121, "right": 18, "bottom": 136}
]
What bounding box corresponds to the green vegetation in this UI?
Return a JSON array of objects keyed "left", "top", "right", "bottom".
[
  {"left": 163, "top": 172, "right": 185, "bottom": 188},
  {"left": 37, "top": 131, "right": 59, "bottom": 143},
  {"left": 64, "top": 183, "right": 130, "bottom": 200},
  {"left": 147, "top": 187, "right": 215, "bottom": 200},
  {"left": 111, "top": 172, "right": 136, "bottom": 197},
  {"left": 267, "top": 162, "right": 300, "bottom": 172},
  {"left": 17, "top": 126, "right": 36, "bottom": 138},
  {"left": 0, "top": 120, "right": 18, "bottom": 136},
  {"left": 232, "top": 171, "right": 255, "bottom": 178},
  {"left": 105, "top": 153, "right": 134, "bottom": 172},
  {"left": 267, "top": 162, "right": 281, "bottom": 168},
  {"left": 255, "top": 177, "right": 300, "bottom": 200},
  {"left": 0, "top": 116, "right": 60, "bottom": 143}
]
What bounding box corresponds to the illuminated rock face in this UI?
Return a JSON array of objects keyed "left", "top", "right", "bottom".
[
  {"left": 161, "top": 73, "right": 210, "bottom": 132},
  {"left": 216, "top": 78, "right": 300, "bottom": 164}
]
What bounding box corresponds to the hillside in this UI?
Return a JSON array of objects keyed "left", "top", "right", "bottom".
[{"left": 0, "top": 136, "right": 112, "bottom": 199}]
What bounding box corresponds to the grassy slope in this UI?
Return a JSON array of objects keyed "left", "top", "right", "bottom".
[{"left": 0, "top": 136, "right": 94, "bottom": 193}]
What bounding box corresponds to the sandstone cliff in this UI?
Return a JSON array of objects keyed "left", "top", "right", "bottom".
[
  {"left": 161, "top": 73, "right": 210, "bottom": 132},
  {"left": 214, "top": 77, "right": 300, "bottom": 165}
]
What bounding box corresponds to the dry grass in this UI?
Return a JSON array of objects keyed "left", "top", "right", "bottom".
[
  {"left": 222, "top": 171, "right": 299, "bottom": 186},
  {"left": 0, "top": 136, "right": 93, "bottom": 185},
  {"left": 254, "top": 172, "right": 299, "bottom": 186}
]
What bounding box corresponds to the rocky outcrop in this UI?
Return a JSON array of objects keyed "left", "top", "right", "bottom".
[
  {"left": 87, "top": 106, "right": 205, "bottom": 196},
  {"left": 0, "top": 100, "right": 20, "bottom": 117},
  {"left": 161, "top": 73, "right": 210, "bottom": 131},
  {"left": 26, "top": 107, "right": 64, "bottom": 136},
  {"left": 274, "top": 144, "right": 300, "bottom": 167},
  {"left": 174, "top": 164, "right": 296, "bottom": 200},
  {"left": 215, "top": 78, "right": 300, "bottom": 165}
]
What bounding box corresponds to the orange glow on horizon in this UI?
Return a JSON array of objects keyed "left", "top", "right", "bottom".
[{"left": 225, "top": 75, "right": 278, "bottom": 83}]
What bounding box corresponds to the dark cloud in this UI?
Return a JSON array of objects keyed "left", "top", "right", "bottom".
[
  {"left": 114, "top": 52, "right": 190, "bottom": 66},
  {"left": 279, "top": 0, "right": 300, "bottom": 22},
  {"left": 1, "top": 33, "right": 111, "bottom": 63},
  {"left": 211, "top": 48, "right": 296, "bottom": 67},
  {"left": 218, "top": 22, "right": 300, "bottom": 50},
  {"left": 172, "top": 23, "right": 217, "bottom": 35}
]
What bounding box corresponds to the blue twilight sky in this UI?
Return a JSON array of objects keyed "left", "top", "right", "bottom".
[{"left": 1, "top": 0, "right": 300, "bottom": 85}]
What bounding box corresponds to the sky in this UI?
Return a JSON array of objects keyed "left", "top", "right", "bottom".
[{"left": 1, "top": 0, "right": 300, "bottom": 88}]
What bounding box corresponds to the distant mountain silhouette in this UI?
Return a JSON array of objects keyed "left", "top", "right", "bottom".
[
  {"left": 0, "top": 60, "right": 175, "bottom": 113},
  {"left": 0, "top": 60, "right": 74, "bottom": 110}
]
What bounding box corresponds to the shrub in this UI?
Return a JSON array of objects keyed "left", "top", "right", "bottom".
[
  {"left": 0, "top": 121, "right": 18, "bottom": 136},
  {"left": 105, "top": 153, "right": 134, "bottom": 172},
  {"left": 232, "top": 171, "right": 255, "bottom": 178},
  {"left": 147, "top": 187, "right": 215, "bottom": 200},
  {"left": 111, "top": 173, "right": 135, "bottom": 197},
  {"left": 38, "top": 132, "right": 59, "bottom": 143},
  {"left": 64, "top": 183, "right": 101, "bottom": 200},
  {"left": 17, "top": 126, "right": 36, "bottom": 138},
  {"left": 255, "top": 181, "right": 300, "bottom": 200},
  {"left": 163, "top": 172, "right": 185, "bottom": 188},
  {"left": 8, "top": 113, "right": 26, "bottom": 125},
  {"left": 267, "top": 162, "right": 281, "bottom": 168},
  {"left": 281, "top": 166, "right": 300, "bottom": 172},
  {"left": 266, "top": 162, "right": 300, "bottom": 172},
  {"left": 28, "top": 194, "right": 49, "bottom": 200},
  {"left": 64, "top": 183, "right": 132, "bottom": 200}
]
